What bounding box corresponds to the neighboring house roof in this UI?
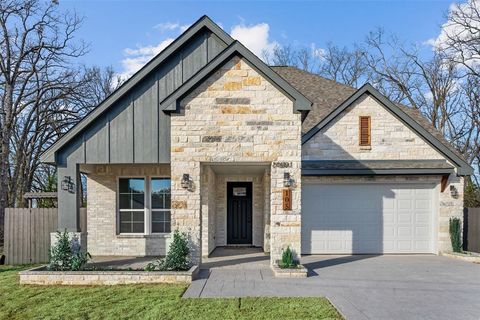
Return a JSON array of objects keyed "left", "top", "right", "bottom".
[
  {"left": 161, "top": 41, "right": 312, "bottom": 114},
  {"left": 302, "top": 160, "right": 455, "bottom": 176},
  {"left": 272, "top": 66, "right": 473, "bottom": 175}
]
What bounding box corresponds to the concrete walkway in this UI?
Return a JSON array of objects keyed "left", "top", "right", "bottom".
[{"left": 184, "top": 249, "right": 480, "bottom": 320}]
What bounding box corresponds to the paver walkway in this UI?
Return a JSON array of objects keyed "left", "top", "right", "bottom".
[{"left": 184, "top": 248, "right": 480, "bottom": 320}]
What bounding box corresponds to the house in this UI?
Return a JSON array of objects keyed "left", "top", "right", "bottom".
[{"left": 41, "top": 16, "right": 472, "bottom": 265}]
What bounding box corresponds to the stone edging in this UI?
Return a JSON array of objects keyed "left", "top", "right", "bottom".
[
  {"left": 441, "top": 251, "right": 480, "bottom": 263},
  {"left": 19, "top": 265, "right": 199, "bottom": 285},
  {"left": 271, "top": 264, "right": 307, "bottom": 278}
]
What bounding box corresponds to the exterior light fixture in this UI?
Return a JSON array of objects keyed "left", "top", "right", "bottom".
[
  {"left": 283, "top": 172, "right": 293, "bottom": 188},
  {"left": 450, "top": 185, "right": 458, "bottom": 198},
  {"left": 181, "top": 174, "right": 192, "bottom": 190},
  {"left": 61, "top": 176, "right": 75, "bottom": 193}
]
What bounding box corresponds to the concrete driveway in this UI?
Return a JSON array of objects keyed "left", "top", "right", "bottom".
[{"left": 184, "top": 251, "right": 480, "bottom": 320}]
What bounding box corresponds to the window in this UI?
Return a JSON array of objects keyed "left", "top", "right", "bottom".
[
  {"left": 151, "top": 178, "right": 171, "bottom": 233},
  {"left": 359, "top": 116, "right": 371, "bottom": 146},
  {"left": 118, "top": 177, "right": 171, "bottom": 234},
  {"left": 119, "top": 178, "right": 145, "bottom": 233}
]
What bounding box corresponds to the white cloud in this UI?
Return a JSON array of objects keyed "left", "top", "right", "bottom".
[
  {"left": 311, "top": 43, "right": 326, "bottom": 59},
  {"left": 230, "top": 22, "right": 278, "bottom": 58},
  {"left": 119, "top": 38, "right": 174, "bottom": 79},
  {"left": 427, "top": 0, "right": 480, "bottom": 54},
  {"left": 153, "top": 22, "right": 189, "bottom": 33},
  {"left": 118, "top": 20, "right": 279, "bottom": 79}
]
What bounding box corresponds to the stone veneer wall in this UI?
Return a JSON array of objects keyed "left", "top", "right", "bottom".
[
  {"left": 263, "top": 169, "right": 271, "bottom": 253},
  {"left": 170, "top": 56, "right": 302, "bottom": 264},
  {"left": 86, "top": 164, "right": 170, "bottom": 256},
  {"left": 201, "top": 166, "right": 216, "bottom": 257},
  {"left": 303, "top": 94, "right": 445, "bottom": 160},
  {"left": 214, "top": 174, "right": 265, "bottom": 248},
  {"left": 302, "top": 175, "right": 464, "bottom": 252}
]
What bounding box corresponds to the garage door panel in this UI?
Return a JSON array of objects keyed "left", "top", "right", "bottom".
[{"left": 302, "top": 183, "right": 434, "bottom": 254}]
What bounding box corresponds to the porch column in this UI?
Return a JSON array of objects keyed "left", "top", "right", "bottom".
[
  {"left": 171, "top": 162, "right": 202, "bottom": 265},
  {"left": 57, "top": 162, "right": 81, "bottom": 231},
  {"left": 269, "top": 162, "right": 302, "bottom": 264}
]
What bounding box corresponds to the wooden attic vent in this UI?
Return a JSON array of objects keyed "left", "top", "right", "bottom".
[{"left": 359, "top": 116, "right": 371, "bottom": 146}]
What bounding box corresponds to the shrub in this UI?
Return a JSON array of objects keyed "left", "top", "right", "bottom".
[
  {"left": 146, "top": 230, "right": 190, "bottom": 271},
  {"left": 278, "top": 246, "right": 298, "bottom": 269},
  {"left": 48, "top": 230, "right": 91, "bottom": 271},
  {"left": 449, "top": 217, "right": 462, "bottom": 253}
]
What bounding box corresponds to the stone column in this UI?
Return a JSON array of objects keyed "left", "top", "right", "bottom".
[
  {"left": 171, "top": 161, "right": 202, "bottom": 265},
  {"left": 269, "top": 161, "right": 302, "bottom": 264}
]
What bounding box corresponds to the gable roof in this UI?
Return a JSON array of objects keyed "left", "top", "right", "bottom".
[
  {"left": 160, "top": 41, "right": 312, "bottom": 114},
  {"left": 271, "top": 66, "right": 357, "bottom": 134},
  {"left": 296, "top": 81, "right": 473, "bottom": 175},
  {"left": 41, "top": 15, "right": 234, "bottom": 164}
]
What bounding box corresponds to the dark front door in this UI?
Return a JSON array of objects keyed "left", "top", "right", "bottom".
[{"left": 227, "top": 182, "right": 253, "bottom": 244}]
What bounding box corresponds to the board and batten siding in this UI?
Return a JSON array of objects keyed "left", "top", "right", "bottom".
[{"left": 56, "top": 30, "right": 227, "bottom": 165}]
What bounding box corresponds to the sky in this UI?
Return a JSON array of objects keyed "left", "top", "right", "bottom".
[{"left": 59, "top": 0, "right": 457, "bottom": 78}]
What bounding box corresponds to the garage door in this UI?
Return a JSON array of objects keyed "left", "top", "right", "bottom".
[{"left": 301, "top": 183, "right": 435, "bottom": 254}]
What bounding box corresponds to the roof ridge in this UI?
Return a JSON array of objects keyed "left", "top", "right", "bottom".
[{"left": 270, "top": 65, "right": 357, "bottom": 91}]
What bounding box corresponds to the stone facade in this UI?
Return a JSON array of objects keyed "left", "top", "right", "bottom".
[
  {"left": 19, "top": 265, "right": 198, "bottom": 285},
  {"left": 85, "top": 164, "right": 171, "bottom": 256},
  {"left": 301, "top": 92, "right": 464, "bottom": 253},
  {"left": 80, "top": 57, "right": 465, "bottom": 262},
  {"left": 170, "top": 56, "right": 302, "bottom": 264},
  {"left": 303, "top": 175, "right": 464, "bottom": 252},
  {"left": 303, "top": 94, "right": 445, "bottom": 160},
  {"left": 200, "top": 166, "right": 216, "bottom": 256}
]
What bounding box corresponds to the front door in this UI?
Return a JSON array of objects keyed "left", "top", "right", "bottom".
[{"left": 227, "top": 182, "right": 253, "bottom": 244}]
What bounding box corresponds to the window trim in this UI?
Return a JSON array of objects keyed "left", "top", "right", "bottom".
[
  {"left": 359, "top": 116, "right": 371, "bottom": 147},
  {"left": 150, "top": 177, "right": 172, "bottom": 234},
  {"left": 116, "top": 176, "right": 171, "bottom": 236}
]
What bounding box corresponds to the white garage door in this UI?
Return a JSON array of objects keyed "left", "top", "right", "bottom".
[{"left": 301, "top": 183, "right": 435, "bottom": 254}]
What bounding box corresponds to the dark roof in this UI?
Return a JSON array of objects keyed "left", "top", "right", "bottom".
[
  {"left": 41, "top": 15, "right": 234, "bottom": 164},
  {"left": 302, "top": 160, "right": 455, "bottom": 176},
  {"left": 271, "top": 66, "right": 356, "bottom": 134},
  {"left": 161, "top": 42, "right": 311, "bottom": 114},
  {"left": 272, "top": 66, "right": 472, "bottom": 175},
  {"left": 23, "top": 192, "right": 58, "bottom": 199}
]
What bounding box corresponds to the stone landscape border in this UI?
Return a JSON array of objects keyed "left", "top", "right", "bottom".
[
  {"left": 271, "top": 264, "right": 308, "bottom": 278},
  {"left": 441, "top": 251, "right": 480, "bottom": 263},
  {"left": 19, "top": 265, "right": 199, "bottom": 285}
]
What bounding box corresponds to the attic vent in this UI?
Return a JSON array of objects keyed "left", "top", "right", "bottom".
[{"left": 359, "top": 116, "right": 371, "bottom": 146}]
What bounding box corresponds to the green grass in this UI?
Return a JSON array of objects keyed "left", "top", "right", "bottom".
[{"left": 0, "top": 266, "right": 342, "bottom": 320}]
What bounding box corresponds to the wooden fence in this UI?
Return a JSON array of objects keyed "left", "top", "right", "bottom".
[
  {"left": 466, "top": 207, "right": 480, "bottom": 253},
  {"left": 4, "top": 208, "right": 87, "bottom": 265}
]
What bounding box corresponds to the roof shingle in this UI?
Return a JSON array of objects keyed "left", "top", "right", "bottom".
[{"left": 271, "top": 66, "right": 466, "bottom": 162}]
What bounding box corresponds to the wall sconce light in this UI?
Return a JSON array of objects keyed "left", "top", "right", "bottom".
[
  {"left": 450, "top": 185, "right": 458, "bottom": 198},
  {"left": 61, "top": 176, "right": 75, "bottom": 194},
  {"left": 283, "top": 172, "right": 293, "bottom": 188},
  {"left": 181, "top": 174, "right": 193, "bottom": 190}
]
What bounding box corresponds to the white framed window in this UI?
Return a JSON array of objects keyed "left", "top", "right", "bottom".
[
  {"left": 118, "top": 177, "right": 171, "bottom": 234},
  {"left": 118, "top": 178, "right": 146, "bottom": 233},
  {"left": 151, "top": 178, "right": 171, "bottom": 233}
]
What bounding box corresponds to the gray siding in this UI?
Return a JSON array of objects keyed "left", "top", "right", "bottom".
[{"left": 56, "top": 30, "right": 227, "bottom": 165}]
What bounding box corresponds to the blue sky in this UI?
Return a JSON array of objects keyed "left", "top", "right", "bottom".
[{"left": 60, "top": 0, "right": 455, "bottom": 77}]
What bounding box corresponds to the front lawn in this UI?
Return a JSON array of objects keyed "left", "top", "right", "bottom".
[{"left": 0, "top": 266, "right": 342, "bottom": 320}]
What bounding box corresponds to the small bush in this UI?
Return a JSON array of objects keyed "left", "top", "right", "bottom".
[
  {"left": 146, "top": 230, "right": 190, "bottom": 271},
  {"left": 449, "top": 217, "right": 462, "bottom": 253},
  {"left": 48, "top": 230, "right": 91, "bottom": 271},
  {"left": 278, "top": 246, "right": 298, "bottom": 269}
]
